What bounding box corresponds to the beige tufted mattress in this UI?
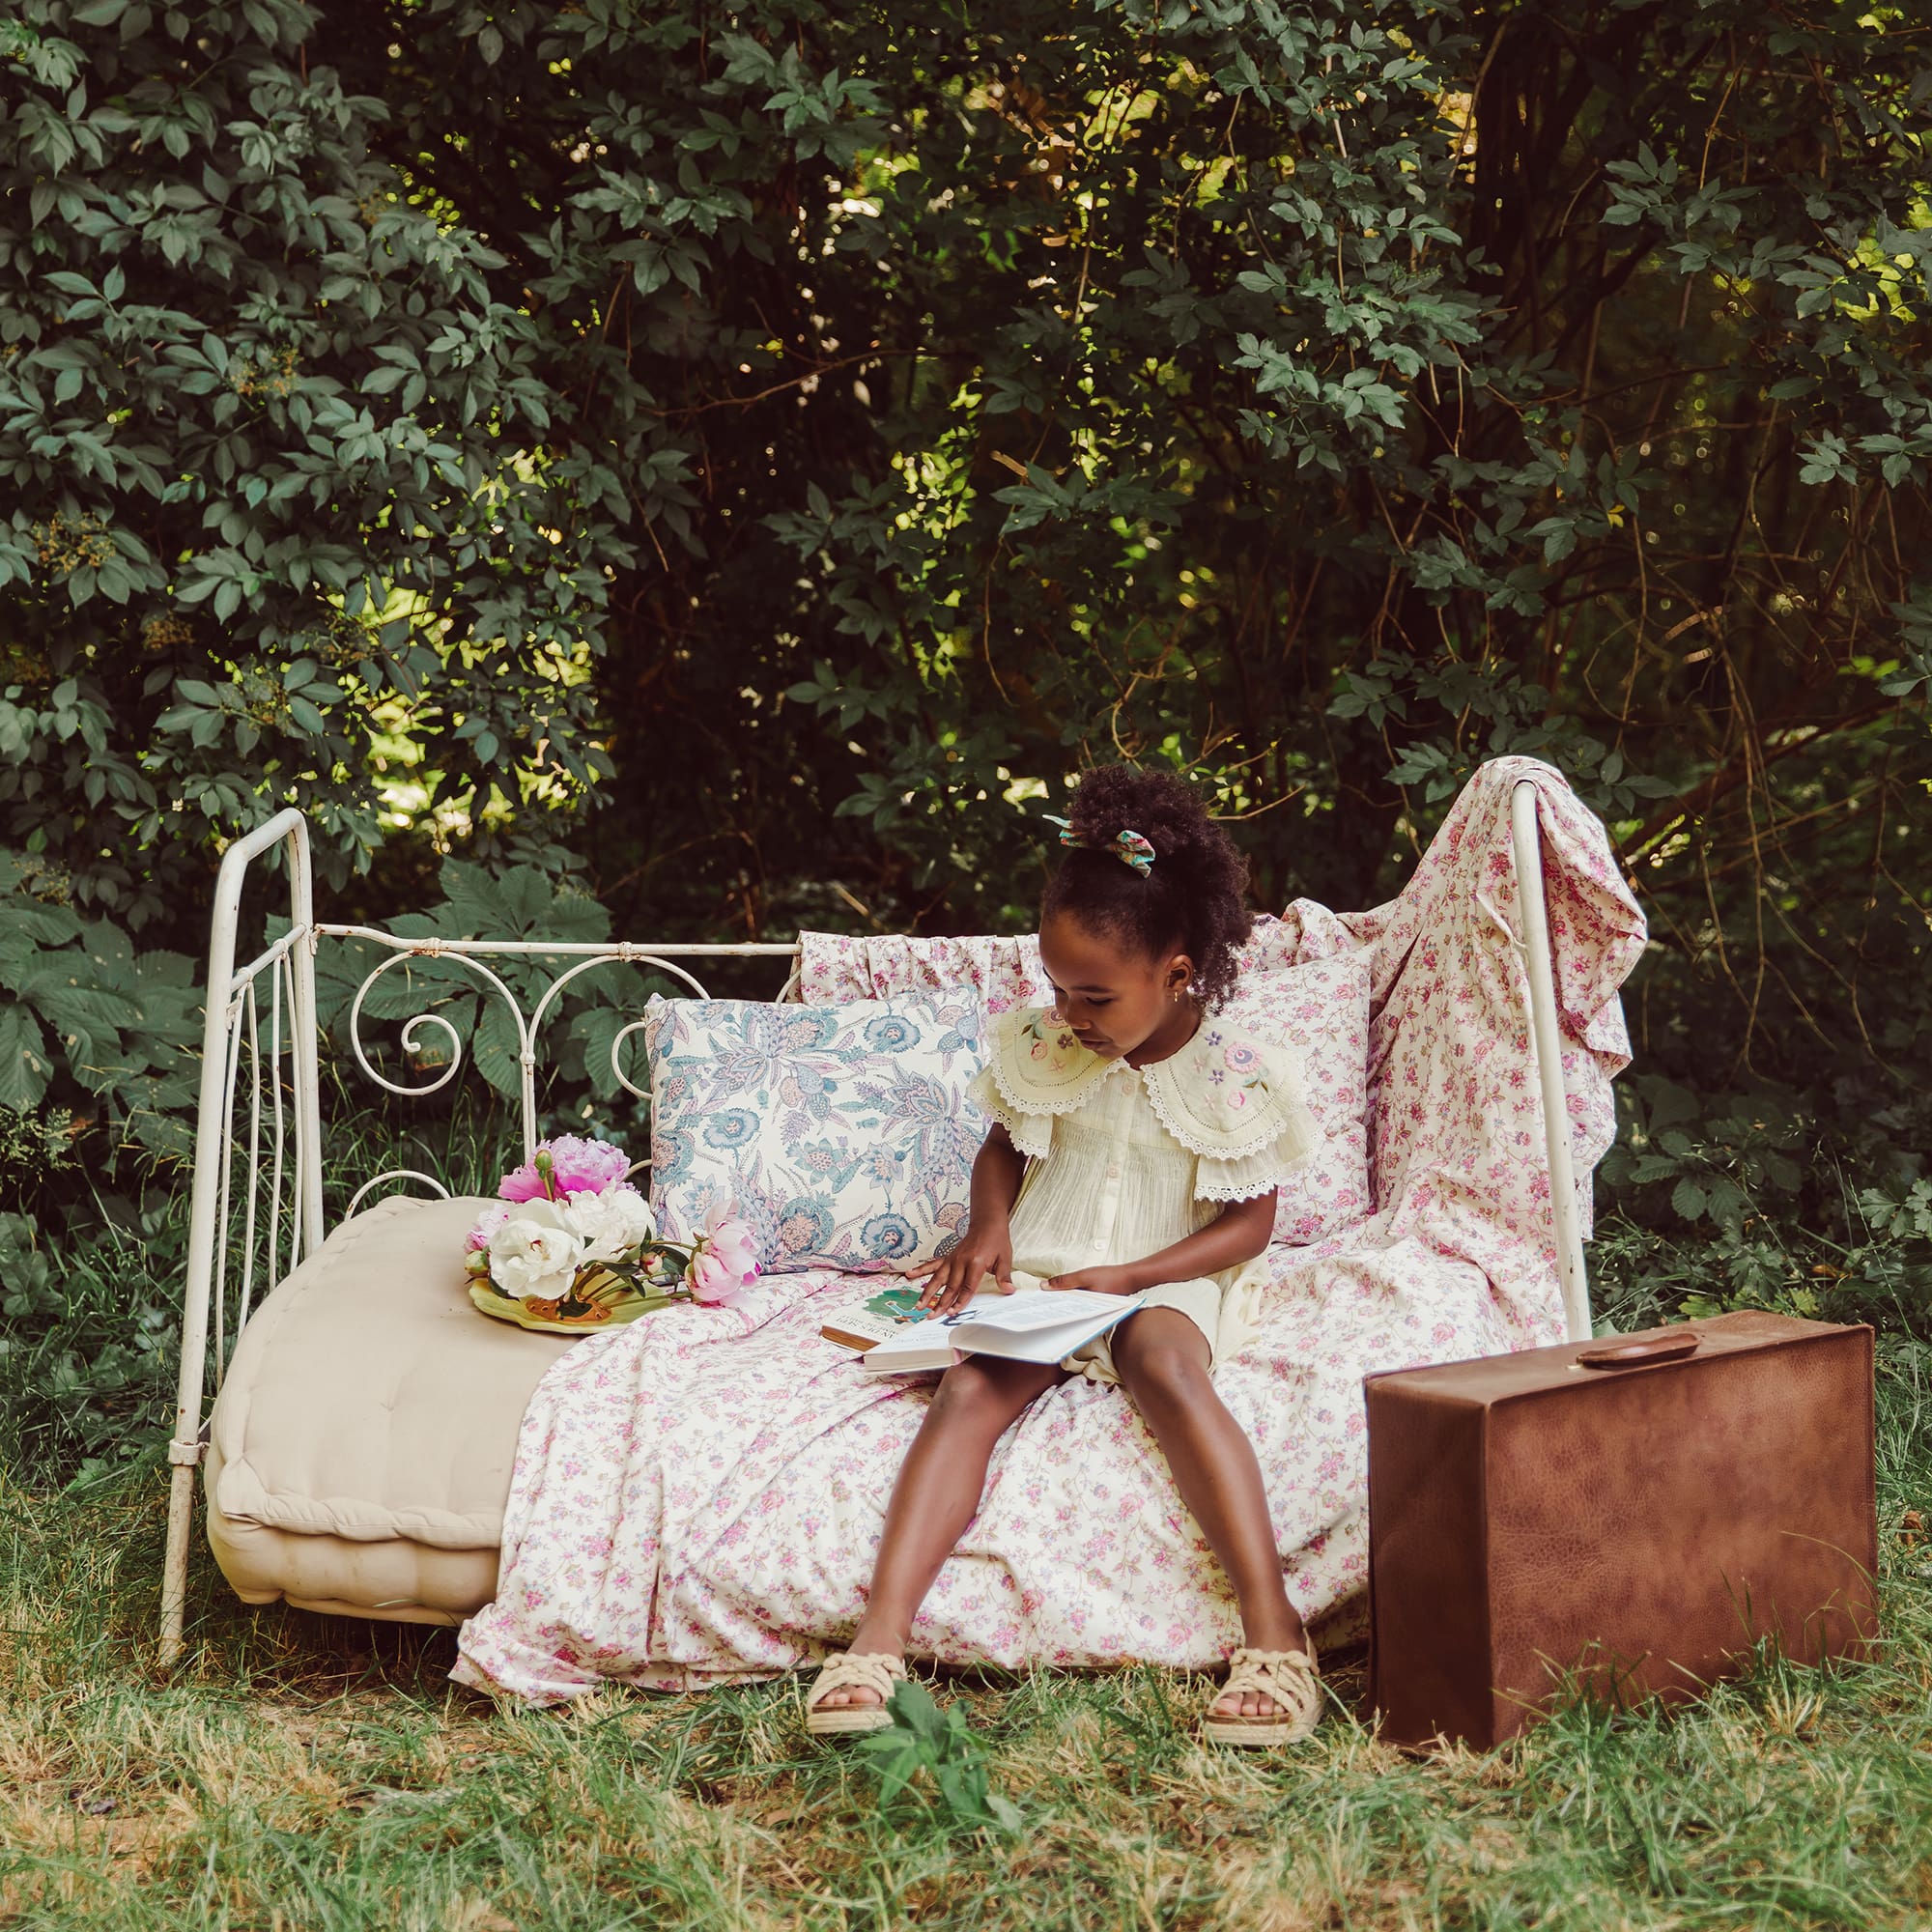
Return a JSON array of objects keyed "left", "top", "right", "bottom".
[{"left": 204, "top": 1193, "right": 582, "bottom": 1626}]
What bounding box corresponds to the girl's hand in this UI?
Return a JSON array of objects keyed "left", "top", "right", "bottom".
[
  {"left": 902, "top": 1224, "right": 1014, "bottom": 1315},
  {"left": 1041, "top": 1264, "right": 1141, "bottom": 1297}
]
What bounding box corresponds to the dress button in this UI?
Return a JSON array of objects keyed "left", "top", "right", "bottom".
[
  {"left": 1091, "top": 1236, "right": 1107, "bottom": 1253},
  {"left": 1107, "top": 1162, "right": 1122, "bottom": 1179}
]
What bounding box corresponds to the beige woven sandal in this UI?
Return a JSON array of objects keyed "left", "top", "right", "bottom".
[
  {"left": 803, "top": 1651, "right": 907, "bottom": 1736},
  {"left": 1199, "top": 1636, "right": 1321, "bottom": 1747}
]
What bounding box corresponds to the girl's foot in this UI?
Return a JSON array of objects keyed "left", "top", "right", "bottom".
[
  {"left": 1209, "top": 1606, "right": 1311, "bottom": 1724},
  {"left": 804, "top": 1649, "right": 906, "bottom": 1736},
  {"left": 1201, "top": 1637, "right": 1321, "bottom": 1747},
  {"left": 810, "top": 1617, "right": 906, "bottom": 1716}
]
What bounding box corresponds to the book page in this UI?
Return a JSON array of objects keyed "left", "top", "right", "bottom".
[
  {"left": 863, "top": 1312, "right": 978, "bottom": 1366},
  {"left": 942, "top": 1288, "right": 1137, "bottom": 1335}
]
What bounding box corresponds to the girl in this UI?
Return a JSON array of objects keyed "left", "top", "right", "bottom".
[{"left": 806, "top": 766, "right": 1324, "bottom": 1748}]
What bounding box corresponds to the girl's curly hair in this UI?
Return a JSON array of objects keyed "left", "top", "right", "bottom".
[{"left": 1039, "top": 765, "right": 1253, "bottom": 1009}]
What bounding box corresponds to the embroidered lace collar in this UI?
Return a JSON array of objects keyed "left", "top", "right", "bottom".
[{"left": 983, "top": 1006, "right": 1305, "bottom": 1164}]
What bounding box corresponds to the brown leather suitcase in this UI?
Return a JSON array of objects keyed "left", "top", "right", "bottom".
[{"left": 1365, "top": 1312, "right": 1878, "bottom": 1748}]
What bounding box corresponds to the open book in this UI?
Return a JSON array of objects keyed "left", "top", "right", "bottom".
[
  {"left": 818, "top": 1270, "right": 1046, "bottom": 1352},
  {"left": 861, "top": 1288, "right": 1146, "bottom": 1378}
]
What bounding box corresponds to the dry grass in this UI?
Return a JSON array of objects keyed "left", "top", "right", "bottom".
[{"left": 2, "top": 1350, "right": 1929, "bottom": 1930}]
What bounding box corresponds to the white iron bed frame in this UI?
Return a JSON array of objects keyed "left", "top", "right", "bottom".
[{"left": 158, "top": 780, "right": 1586, "bottom": 1663}]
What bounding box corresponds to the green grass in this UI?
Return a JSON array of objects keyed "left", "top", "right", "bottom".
[{"left": 0, "top": 1345, "right": 1928, "bottom": 1929}]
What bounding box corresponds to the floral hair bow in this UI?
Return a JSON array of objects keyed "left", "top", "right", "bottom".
[{"left": 1044, "top": 813, "right": 1156, "bottom": 876}]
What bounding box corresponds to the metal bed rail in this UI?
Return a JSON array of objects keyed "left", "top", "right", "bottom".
[{"left": 158, "top": 808, "right": 799, "bottom": 1662}]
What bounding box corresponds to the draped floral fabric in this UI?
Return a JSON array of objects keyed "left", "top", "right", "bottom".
[
  {"left": 452, "top": 758, "right": 1644, "bottom": 1703},
  {"left": 798, "top": 931, "right": 1050, "bottom": 1011}
]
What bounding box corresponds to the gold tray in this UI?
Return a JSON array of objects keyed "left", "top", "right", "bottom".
[{"left": 468, "top": 1280, "right": 685, "bottom": 1335}]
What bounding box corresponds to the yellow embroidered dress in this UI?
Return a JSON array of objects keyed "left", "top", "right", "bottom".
[{"left": 966, "top": 1007, "right": 1320, "bottom": 1384}]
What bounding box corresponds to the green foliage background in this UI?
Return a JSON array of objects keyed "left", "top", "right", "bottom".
[{"left": 3, "top": 0, "right": 1931, "bottom": 1469}]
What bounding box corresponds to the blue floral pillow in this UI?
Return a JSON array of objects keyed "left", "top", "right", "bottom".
[{"left": 642, "top": 994, "right": 988, "bottom": 1273}]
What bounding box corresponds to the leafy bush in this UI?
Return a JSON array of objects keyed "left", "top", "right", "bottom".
[
  {"left": 0, "top": 1201, "right": 182, "bottom": 1484},
  {"left": 0, "top": 852, "right": 199, "bottom": 1157},
  {"left": 1, "top": 0, "right": 614, "bottom": 935},
  {"left": 1597, "top": 1076, "right": 1932, "bottom": 1337},
  {"left": 8, "top": 0, "right": 1926, "bottom": 917}
]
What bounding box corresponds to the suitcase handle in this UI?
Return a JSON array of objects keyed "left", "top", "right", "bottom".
[{"left": 1576, "top": 1330, "right": 1701, "bottom": 1369}]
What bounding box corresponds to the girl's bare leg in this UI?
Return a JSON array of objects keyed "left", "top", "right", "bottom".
[
  {"left": 1110, "top": 1309, "right": 1308, "bottom": 1719},
  {"left": 817, "top": 1354, "right": 1065, "bottom": 1709}
]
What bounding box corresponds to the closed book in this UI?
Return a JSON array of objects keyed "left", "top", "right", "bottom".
[{"left": 819, "top": 1302, "right": 928, "bottom": 1351}]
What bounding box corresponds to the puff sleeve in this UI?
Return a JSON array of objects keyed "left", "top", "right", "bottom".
[
  {"left": 965, "top": 1060, "right": 1054, "bottom": 1160},
  {"left": 1192, "top": 1127, "right": 1317, "bottom": 1204}
]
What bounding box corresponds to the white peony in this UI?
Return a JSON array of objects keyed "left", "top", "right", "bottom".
[
  {"left": 556, "top": 1182, "right": 656, "bottom": 1265},
  {"left": 488, "top": 1202, "right": 585, "bottom": 1301}
]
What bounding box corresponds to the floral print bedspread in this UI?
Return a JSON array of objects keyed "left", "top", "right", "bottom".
[{"left": 451, "top": 758, "right": 1645, "bottom": 1703}]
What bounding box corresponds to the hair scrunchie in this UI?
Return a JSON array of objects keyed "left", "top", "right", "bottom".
[{"left": 1044, "top": 814, "right": 1156, "bottom": 876}]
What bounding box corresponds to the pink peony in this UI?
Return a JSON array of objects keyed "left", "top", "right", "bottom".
[
  {"left": 498, "top": 1134, "right": 633, "bottom": 1204},
  {"left": 547, "top": 1134, "right": 633, "bottom": 1194},
  {"left": 685, "top": 1209, "right": 761, "bottom": 1305},
  {"left": 497, "top": 1160, "right": 551, "bottom": 1204},
  {"left": 466, "top": 1203, "right": 513, "bottom": 1252}
]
